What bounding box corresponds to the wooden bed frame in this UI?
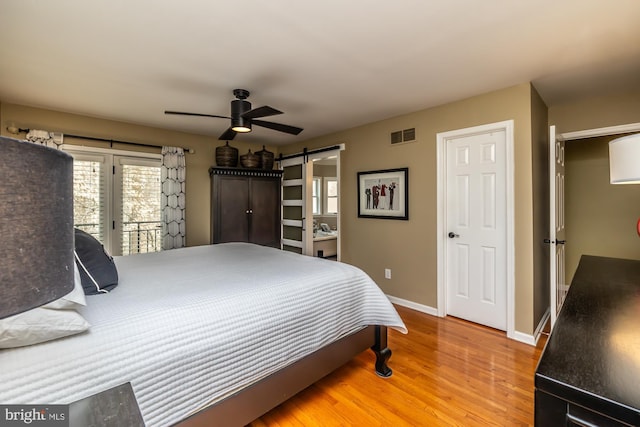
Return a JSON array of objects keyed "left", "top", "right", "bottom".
[{"left": 177, "top": 325, "right": 392, "bottom": 427}]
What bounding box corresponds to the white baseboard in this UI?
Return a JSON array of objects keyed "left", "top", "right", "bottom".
[
  {"left": 386, "top": 295, "right": 439, "bottom": 317},
  {"left": 387, "top": 294, "right": 549, "bottom": 347},
  {"left": 509, "top": 308, "right": 550, "bottom": 346},
  {"left": 510, "top": 331, "right": 537, "bottom": 346}
]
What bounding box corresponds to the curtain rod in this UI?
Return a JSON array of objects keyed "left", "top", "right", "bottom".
[
  {"left": 64, "top": 133, "right": 194, "bottom": 153},
  {"left": 276, "top": 145, "right": 342, "bottom": 162},
  {"left": 7, "top": 127, "right": 193, "bottom": 153}
]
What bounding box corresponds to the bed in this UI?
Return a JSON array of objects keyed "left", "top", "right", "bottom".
[{"left": 0, "top": 242, "right": 406, "bottom": 426}]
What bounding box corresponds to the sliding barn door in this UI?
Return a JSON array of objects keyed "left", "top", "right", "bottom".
[{"left": 280, "top": 156, "right": 313, "bottom": 255}]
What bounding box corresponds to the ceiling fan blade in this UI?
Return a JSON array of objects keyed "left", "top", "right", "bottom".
[
  {"left": 253, "top": 120, "right": 303, "bottom": 135},
  {"left": 218, "top": 127, "right": 237, "bottom": 141},
  {"left": 242, "top": 106, "right": 283, "bottom": 120},
  {"left": 165, "top": 110, "right": 231, "bottom": 119}
]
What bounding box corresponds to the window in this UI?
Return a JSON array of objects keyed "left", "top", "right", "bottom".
[
  {"left": 116, "top": 158, "right": 162, "bottom": 256},
  {"left": 65, "top": 147, "right": 162, "bottom": 256},
  {"left": 312, "top": 177, "right": 322, "bottom": 215},
  {"left": 324, "top": 177, "right": 338, "bottom": 214}
]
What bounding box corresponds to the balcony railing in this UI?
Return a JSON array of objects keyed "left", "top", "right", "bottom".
[
  {"left": 75, "top": 221, "right": 162, "bottom": 255},
  {"left": 122, "top": 221, "right": 162, "bottom": 255}
]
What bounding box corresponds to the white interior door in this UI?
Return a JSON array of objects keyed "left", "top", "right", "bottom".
[
  {"left": 549, "top": 125, "right": 567, "bottom": 327},
  {"left": 445, "top": 129, "right": 507, "bottom": 330}
]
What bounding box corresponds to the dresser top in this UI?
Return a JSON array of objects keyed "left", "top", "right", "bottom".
[{"left": 535, "top": 255, "right": 640, "bottom": 425}]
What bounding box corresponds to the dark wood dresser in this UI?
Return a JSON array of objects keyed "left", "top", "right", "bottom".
[
  {"left": 535, "top": 255, "right": 640, "bottom": 426},
  {"left": 210, "top": 167, "right": 282, "bottom": 248}
]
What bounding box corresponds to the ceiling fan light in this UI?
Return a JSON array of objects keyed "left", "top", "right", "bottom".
[
  {"left": 232, "top": 125, "right": 251, "bottom": 133},
  {"left": 231, "top": 99, "right": 252, "bottom": 133},
  {"left": 609, "top": 133, "right": 640, "bottom": 184}
]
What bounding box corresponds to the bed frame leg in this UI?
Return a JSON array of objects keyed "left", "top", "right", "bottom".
[{"left": 371, "top": 325, "right": 393, "bottom": 378}]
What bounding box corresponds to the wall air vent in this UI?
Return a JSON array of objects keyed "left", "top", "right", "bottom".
[
  {"left": 390, "top": 128, "right": 416, "bottom": 145},
  {"left": 391, "top": 131, "right": 403, "bottom": 144}
]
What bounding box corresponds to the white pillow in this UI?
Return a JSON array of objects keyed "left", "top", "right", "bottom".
[
  {"left": 0, "top": 263, "right": 90, "bottom": 349},
  {"left": 45, "top": 262, "right": 87, "bottom": 309}
]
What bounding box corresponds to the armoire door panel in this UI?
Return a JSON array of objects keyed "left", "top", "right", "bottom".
[
  {"left": 250, "top": 178, "right": 281, "bottom": 247},
  {"left": 215, "top": 176, "right": 249, "bottom": 243}
]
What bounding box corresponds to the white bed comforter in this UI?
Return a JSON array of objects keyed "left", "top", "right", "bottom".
[{"left": 0, "top": 243, "right": 406, "bottom": 426}]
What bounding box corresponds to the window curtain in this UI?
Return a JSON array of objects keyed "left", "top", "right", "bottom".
[
  {"left": 25, "top": 130, "right": 63, "bottom": 149},
  {"left": 161, "top": 146, "right": 186, "bottom": 250}
]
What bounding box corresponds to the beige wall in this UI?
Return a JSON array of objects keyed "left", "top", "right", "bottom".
[
  {"left": 530, "top": 86, "right": 550, "bottom": 327},
  {"left": 0, "top": 102, "right": 277, "bottom": 247},
  {"left": 565, "top": 135, "right": 640, "bottom": 281},
  {"left": 281, "top": 83, "right": 538, "bottom": 335},
  {"left": 549, "top": 89, "right": 640, "bottom": 134}
]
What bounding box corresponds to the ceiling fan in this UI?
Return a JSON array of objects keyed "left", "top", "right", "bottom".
[{"left": 165, "top": 89, "right": 303, "bottom": 140}]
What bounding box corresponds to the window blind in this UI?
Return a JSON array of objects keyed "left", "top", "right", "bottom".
[{"left": 72, "top": 158, "right": 106, "bottom": 243}]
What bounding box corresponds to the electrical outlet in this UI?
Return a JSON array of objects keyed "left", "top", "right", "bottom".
[{"left": 384, "top": 268, "right": 391, "bottom": 279}]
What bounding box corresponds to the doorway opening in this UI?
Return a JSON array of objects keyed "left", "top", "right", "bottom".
[
  {"left": 550, "top": 122, "right": 640, "bottom": 327},
  {"left": 311, "top": 156, "right": 339, "bottom": 260},
  {"left": 280, "top": 145, "right": 343, "bottom": 260}
]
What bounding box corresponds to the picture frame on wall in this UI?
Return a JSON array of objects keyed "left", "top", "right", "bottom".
[{"left": 357, "top": 167, "right": 408, "bottom": 220}]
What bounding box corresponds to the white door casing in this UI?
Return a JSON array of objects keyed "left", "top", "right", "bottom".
[{"left": 437, "top": 120, "right": 515, "bottom": 335}]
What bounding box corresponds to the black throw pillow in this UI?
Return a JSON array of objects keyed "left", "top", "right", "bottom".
[{"left": 74, "top": 228, "right": 119, "bottom": 295}]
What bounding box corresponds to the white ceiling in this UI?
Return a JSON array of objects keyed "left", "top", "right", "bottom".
[{"left": 1, "top": 1, "right": 639, "bottom": 146}]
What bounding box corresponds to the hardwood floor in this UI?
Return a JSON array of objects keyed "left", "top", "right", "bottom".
[{"left": 250, "top": 305, "right": 547, "bottom": 426}]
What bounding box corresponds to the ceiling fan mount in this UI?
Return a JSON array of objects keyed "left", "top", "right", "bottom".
[
  {"left": 165, "top": 88, "right": 303, "bottom": 140},
  {"left": 232, "top": 88, "right": 250, "bottom": 99}
]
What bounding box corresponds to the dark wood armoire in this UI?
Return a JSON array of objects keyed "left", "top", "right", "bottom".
[{"left": 210, "top": 167, "right": 282, "bottom": 248}]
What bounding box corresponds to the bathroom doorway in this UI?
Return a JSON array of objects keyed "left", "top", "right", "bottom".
[
  {"left": 280, "top": 145, "right": 343, "bottom": 260},
  {"left": 312, "top": 155, "right": 339, "bottom": 260}
]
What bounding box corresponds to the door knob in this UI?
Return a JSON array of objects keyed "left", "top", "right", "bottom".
[
  {"left": 556, "top": 239, "right": 566, "bottom": 245},
  {"left": 448, "top": 232, "right": 459, "bottom": 238}
]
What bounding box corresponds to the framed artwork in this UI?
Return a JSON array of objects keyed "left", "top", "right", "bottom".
[{"left": 357, "top": 167, "right": 408, "bottom": 220}]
